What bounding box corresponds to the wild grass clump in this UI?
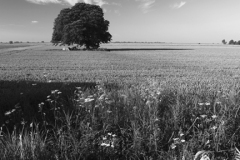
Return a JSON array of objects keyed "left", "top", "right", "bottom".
[{"left": 1, "top": 79, "right": 240, "bottom": 159}]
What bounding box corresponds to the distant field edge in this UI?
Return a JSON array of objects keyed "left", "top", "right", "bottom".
[
  {"left": 47, "top": 48, "right": 194, "bottom": 51},
  {"left": 107, "top": 48, "right": 194, "bottom": 51}
]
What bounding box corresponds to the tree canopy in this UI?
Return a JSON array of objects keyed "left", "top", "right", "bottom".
[
  {"left": 51, "top": 3, "right": 112, "bottom": 49},
  {"left": 222, "top": 39, "right": 227, "bottom": 44}
]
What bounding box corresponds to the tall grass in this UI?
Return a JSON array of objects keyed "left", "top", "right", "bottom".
[{"left": 1, "top": 78, "right": 240, "bottom": 159}]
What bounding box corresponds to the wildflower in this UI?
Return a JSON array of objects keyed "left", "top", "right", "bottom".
[
  {"left": 212, "top": 115, "right": 217, "bottom": 119},
  {"left": 173, "top": 138, "right": 179, "bottom": 141},
  {"left": 30, "top": 123, "right": 33, "bottom": 128},
  {"left": 112, "top": 134, "right": 116, "bottom": 137},
  {"left": 198, "top": 103, "right": 204, "bottom": 106},
  {"left": 108, "top": 133, "right": 112, "bottom": 136},
  {"left": 170, "top": 144, "right": 176, "bottom": 149},
  {"left": 20, "top": 92, "right": 23, "bottom": 95},
  {"left": 84, "top": 98, "right": 94, "bottom": 103},
  {"left": 180, "top": 133, "right": 184, "bottom": 137},
  {"left": 107, "top": 110, "right": 112, "bottom": 113},
  {"left": 76, "top": 87, "right": 81, "bottom": 90},
  {"left": 32, "top": 84, "right": 37, "bottom": 86},
  {"left": 103, "top": 136, "right": 107, "bottom": 140},
  {"left": 211, "top": 126, "right": 217, "bottom": 130},
  {"left": 205, "top": 102, "right": 210, "bottom": 106},
  {"left": 155, "top": 118, "right": 159, "bottom": 122},
  {"left": 47, "top": 80, "right": 52, "bottom": 83},
  {"left": 95, "top": 105, "right": 99, "bottom": 108},
  {"left": 181, "top": 139, "right": 185, "bottom": 143},
  {"left": 216, "top": 101, "right": 221, "bottom": 105},
  {"left": 57, "top": 91, "right": 62, "bottom": 94},
  {"left": 5, "top": 111, "right": 12, "bottom": 116},
  {"left": 101, "top": 143, "right": 107, "bottom": 146},
  {"left": 200, "top": 115, "right": 207, "bottom": 118},
  {"left": 47, "top": 95, "right": 51, "bottom": 98}
]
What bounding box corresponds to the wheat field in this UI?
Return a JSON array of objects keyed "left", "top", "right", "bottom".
[{"left": 1, "top": 43, "right": 240, "bottom": 159}]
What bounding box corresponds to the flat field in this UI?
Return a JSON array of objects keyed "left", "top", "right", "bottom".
[
  {"left": 2, "top": 43, "right": 240, "bottom": 159},
  {"left": 1, "top": 43, "right": 240, "bottom": 87},
  {"left": 0, "top": 43, "right": 34, "bottom": 49}
]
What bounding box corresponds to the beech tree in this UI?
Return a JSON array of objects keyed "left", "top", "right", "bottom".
[{"left": 51, "top": 3, "right": 112, "bottom": 49}]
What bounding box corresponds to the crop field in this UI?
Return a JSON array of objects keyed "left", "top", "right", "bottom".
[
  {"left": 1, "top": 43, "right": 240, "bottom": 85},
  {"left": 2, "top": 43, "right": 240, "bottom": 159},
  {"left": 0, "top": 43, "right": 33, "bottom": 50}
]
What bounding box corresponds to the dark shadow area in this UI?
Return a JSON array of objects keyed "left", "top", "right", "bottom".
[
  {"left": 0, "top": 80, "right": 96, "bottom": 130},
  {"left": 0, "top": 80, "right": 120, "bottom": 132},
  {"left": 46, "top": 48, "right": 194, "bottom": 52},
  {"left": 107, "top": 48, "right": 194, "bottom": 51}
]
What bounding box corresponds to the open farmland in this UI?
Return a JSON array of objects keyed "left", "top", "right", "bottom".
[
  {"left": 2, "top": 43, "right": 240, "bottom": 159},
  {"left": 0, "top": 43, "right": 34, "bottom": 49},
  {"left": 1, "top": 43, "right": 240, "bottom": 87}
]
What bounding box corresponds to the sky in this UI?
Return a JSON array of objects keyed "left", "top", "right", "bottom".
[{"left": 1, "top": 0, "right": 240, "bottom": 43}]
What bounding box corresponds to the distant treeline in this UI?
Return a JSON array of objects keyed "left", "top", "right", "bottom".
[
  {"left": 6, "top": 41, "right": 45, "bottom": 44},
  {"left": 222, "top": 39, "right": 240, "bottom": 45},
  {"left": 112, "top": 41, "right": 165, "bottom": 43}
]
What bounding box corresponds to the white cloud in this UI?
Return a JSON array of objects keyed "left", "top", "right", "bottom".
[
  {"left": 25, "top": 0, "right": 108, "bottom": 6},
  {"left": 26, "top": 0, "right": 61, "bottom": 4},
  {"left": 93, "top": 0, "right": 108, "bottom": 7},
  {"left": 31, "top": 21, "right": 39, "bottom": 24},
  {"left": 171, "top": 1, "right": 186, "bottom": 9},
  {"left": 136, "top": 0, "right": 155, "bottom": 13}
]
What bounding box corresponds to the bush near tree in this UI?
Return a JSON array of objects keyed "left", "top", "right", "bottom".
[{"left": 51, "top": 3, "right": 112, "bottom": 49}]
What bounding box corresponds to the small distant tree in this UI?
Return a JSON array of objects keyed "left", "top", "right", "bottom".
[
  {"left": 229, "top": 40, "right": 235, "bottom": 45},
  {"left": 9, "top": 41, "right": 13, "bottom": 44},
  {"left": 51, "top": 3, "right": 112, "bottom": 49},
  {"left": 222, "top": 39, "right": 227, "bottom": 44},
  {"left": 237, "top": 40, "right": 240, "bottom": 45},
  {"left": 41, "top": 41, "right": 44, "bottom": 43}
]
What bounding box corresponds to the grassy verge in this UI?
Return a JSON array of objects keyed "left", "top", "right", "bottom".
[{"left": 1, "top": 79, "right": 240, "bottom": 159}]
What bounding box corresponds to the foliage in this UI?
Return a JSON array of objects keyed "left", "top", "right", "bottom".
[
  {"left": 228, "top": 39, "right": 240, "bottom": 45},
  {"left": 1, "top": 79, "right": 240, "bottom": 159},
  {"left": 51, "top": 3, "right": 112, "bottom": 49},
  {"left": 9, "top": 41, "right": 13, "bottom": 44},
  {"left": 222, "top": 39, "right": 227, "bottom": 44}
]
